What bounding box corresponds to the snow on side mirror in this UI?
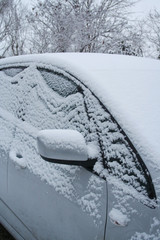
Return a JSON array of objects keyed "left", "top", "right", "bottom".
[{"left": 37, "top": 129, "right": 96, "bottom": 167}]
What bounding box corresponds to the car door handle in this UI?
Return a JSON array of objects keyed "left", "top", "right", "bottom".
[{"left": 9, "top": 150, "right": 27, "bottom": 169}]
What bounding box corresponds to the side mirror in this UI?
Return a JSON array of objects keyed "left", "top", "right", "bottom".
[{"left": 37, "top": 129, "right": 96, "bottom": 167}]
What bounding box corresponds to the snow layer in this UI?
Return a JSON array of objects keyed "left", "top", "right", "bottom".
[
  {"left": 37, "top": 129, "right": 88, "bottom": 161},
  {"left": 0, "top": 63, "right": 107, "bottom": 226},
  {"left": 0, "top": 53, "right": 160, "bottom": 229},
  {"left": 1, "top": 53, "right": 159, "bottom": 171},
  {"left": 0, "top": 54, "right": 159, "bottom": 203},
  {"left": 109, "top": 208, "right": 130, "bottom": 226}
]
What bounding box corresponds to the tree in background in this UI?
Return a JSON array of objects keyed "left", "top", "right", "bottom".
[
  {"left": 0, "top": 0, "right": 160, "bottom": 59},
  {"left": 0, "top": 0, "right": 29, "bottom": 57},
  {"left": 0, "top": 0, "right": 13, "bottom": 57},
  {"left": 28, "top": 0, "right": 74, "bottom": 53},
  {"left": 145, "top": 10, "right": 160, "bottom": 59},
  {"left": 107, "top": 22, "right": 144, "bottom": 56},
  {"left": 28, "top": 0, "right": 137, "bottom": 53}
]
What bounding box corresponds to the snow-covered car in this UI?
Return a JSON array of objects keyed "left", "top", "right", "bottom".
[{"left": 0, "top": 53, "right": 160, "bottom": 240}]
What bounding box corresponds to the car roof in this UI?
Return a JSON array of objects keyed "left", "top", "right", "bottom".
[{"left": 0, "top": 53, "right": 160, "bottom": 170}]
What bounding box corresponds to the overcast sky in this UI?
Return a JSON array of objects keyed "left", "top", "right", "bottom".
[
  {"left": 21, "top": 0, "right": 160, "bottom": 18},
  {"left": 132, "top": 0, "right": 160, "bottom": 17}
]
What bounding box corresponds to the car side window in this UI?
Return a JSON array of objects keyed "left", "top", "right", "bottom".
[
  {"left": 1, "top": 66, "right": 26, "bottom": 77},
  {"left": 20, "top": 66, "right": 91, "bottom": 139},
  {"left": 38, "top": 68, "right": 79, "bottom": 97}
]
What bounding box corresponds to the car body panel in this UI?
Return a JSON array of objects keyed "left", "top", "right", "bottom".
[
  {"left": 0, "top": 63, "right": 108, "bottom": 240},
  {"left": 105, "top": 183, "right": 160, "bottom": 240},
  {"left": 0, "top": 109, "right": 16, "bottom": 200},
  {"left": 0, "top": 107, "right": 107, "bottom": 240},
  {"left": 8, "top": 121, "right": 107, "bottom": 240},
  {"left": 0, "top": 200, "right": 36, "bottom": 240},
  {"left": 0, "top": 214, "right": 25, "bottom": 240}
]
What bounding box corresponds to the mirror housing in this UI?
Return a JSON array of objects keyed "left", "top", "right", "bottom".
[{"left": 37, "top": 129, "right": 96, "bottom": 167}]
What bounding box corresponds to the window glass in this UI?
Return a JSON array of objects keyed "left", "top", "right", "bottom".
[
  {"left": 38, "top": 68, "right": 79, "bottom": 97},
  {"left": 1, "top": 67, "right": 26, "bottom": 77},
  {"left": 22, "top": 67, "right": 89, "bottom": 138}
]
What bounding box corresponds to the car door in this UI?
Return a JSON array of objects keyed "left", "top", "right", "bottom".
[
  {"left": 0, "top": 64, "right": 34, "bottom": 201},
  {"left": 7, "top": 63, "right": 107, "bottom": 240},
  {"left": 0, "top": 66, "right": 42, "bottom": 239},
  {"left": 0, "top": 66, "right": 26, "bottom": 201},
  {"left": 0, "top": 108, "right": 16, "bottom": 201}
]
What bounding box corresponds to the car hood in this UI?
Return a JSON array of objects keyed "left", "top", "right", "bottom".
[{"left": 1, "top": 53, "right": 160, "bottom": 187}]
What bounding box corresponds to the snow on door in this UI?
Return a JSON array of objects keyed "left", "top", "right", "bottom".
[{"left": 6, "top": 64, "right": 107, "bottom": 240}]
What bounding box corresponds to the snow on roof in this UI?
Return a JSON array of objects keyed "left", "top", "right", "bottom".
[{"left": 0, "top": 53, "right": 160, "bottom": 170}]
